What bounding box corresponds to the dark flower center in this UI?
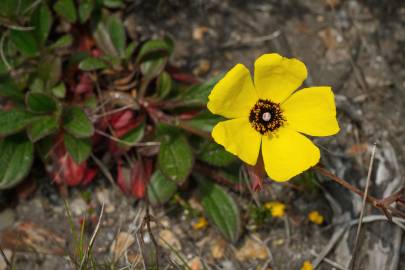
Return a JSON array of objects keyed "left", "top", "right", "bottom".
[{"left": 249, "top": 99, "right": 285, "bottom": 135}]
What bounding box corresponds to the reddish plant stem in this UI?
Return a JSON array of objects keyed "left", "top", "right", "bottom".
[{"left": 315, "top": 165, "right": 378, "bottom": 205}]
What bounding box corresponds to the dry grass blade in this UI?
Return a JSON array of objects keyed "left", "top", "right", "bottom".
[
  {"left": 79, "top": 202, "right": 105, "bottom": 270},
  {"left": 349, "top": 143, "right": 377, "bottom": 270},
  {"left": 0, "top": 244, "right": 11, "bottom": 269}
]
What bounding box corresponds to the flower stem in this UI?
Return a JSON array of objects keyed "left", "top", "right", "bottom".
[{"left": 314, "top": 164, "right": 405, "bottom": 220}]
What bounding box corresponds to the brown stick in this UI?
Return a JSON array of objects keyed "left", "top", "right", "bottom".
[{"left": 314, "top": 165, "right": 377, "bottom": 205}]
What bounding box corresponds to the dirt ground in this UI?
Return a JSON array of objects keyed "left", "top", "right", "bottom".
[{"left": 1, "top": 0, "right": 405, "bottom": 269}]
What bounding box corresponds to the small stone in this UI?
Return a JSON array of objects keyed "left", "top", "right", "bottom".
[
  {"left": 193, "top": 59, "right": 211, "bottom": 76},
  {"left": 192, "top": 26, "right": 210, "bottom": 41},
  {"left": 70, "top": 197, "right": 87, "bottom": 216},
  {"left": 95, "top": 188, "right": 115, "bottom": 213},
  {"left": 110, "top": 232, "right": 135, "bottom": 260},
  {"left": 188, "top": 257, "right": 202, "bottom": 270},
  {"left": 211, "top": 237, "right": 227, "bottom": 259},
  {"left": 235, "top": 237, "right": 268, "bottom": 262},
  {"left": 159, "top": 229, "right": 182, "bottom": 251}
]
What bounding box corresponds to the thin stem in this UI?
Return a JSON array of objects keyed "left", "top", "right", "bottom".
[
  {"left": 350, "top": 143, "right": 377, "bottom": 270},
  {"left": 314, "top": 165, "right": 377, "bottom": 205}
]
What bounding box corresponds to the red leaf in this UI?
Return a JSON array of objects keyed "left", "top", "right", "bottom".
[
  {"left": 130, "top": 158, "right": 153, "bottom": 199},
  {"left": 178, "top": 110, "right": 201, "bottom": 120},
  {"left": 110, "top": 110, "right": 134, "bottom": 130},
  {"left": 82, "top": 168, "right": 97, "bottom": 185},
  {"left": 73, "top": 73, "right": 94, "bottom": 94},
  {"left": 167, "top": 65, "right": 199, "bottom": 84}
]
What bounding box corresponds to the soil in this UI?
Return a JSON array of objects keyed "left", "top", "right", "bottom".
[{"left": 1, "top": 0, "right": 405, "bottom": 269}]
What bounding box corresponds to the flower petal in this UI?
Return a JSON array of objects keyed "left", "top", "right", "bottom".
[
  {"left": 254, "top": 53, "right": 307, "bottom": 103},
  {"left": 212, "top": 118, "right": 261, "bottom": 165},
  {"left": 262, "top": 127, "right": 320, "bottom": 182},
  {"left": 282, "top": 86, "right": 340, "bottom": 136},
  {"left": 208, "top": 64, "right": 258, "bottom": 118}
]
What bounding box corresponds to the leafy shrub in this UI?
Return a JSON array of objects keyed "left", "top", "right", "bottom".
[{"left": 0, "top": 0, "right": 242, "bottom": 241}]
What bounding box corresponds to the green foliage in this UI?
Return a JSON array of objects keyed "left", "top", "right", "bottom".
[
  {"left": 157, "top": 71, "right": 172, "bottom": 98},
  {"left": 79, "top": 57, "right": 108, "bottom": 71},
  {"left": 0, "top": 134, "right": 34, "bottom": 189},
  {"left": 148, "top": 170, "right": 177, "bottom": 205},
  {"left": 197, "top": 141, "right": 236, "bottom": 167},
  {"left": 196, "top": 174, "right": 241, "bottom": 242},
  {"left": 27, "top": 115, "right": 59, "bottom": 142},
  {"left": 107, "top": 15, "right": 126, "bottom": 57},
  {"left": 63, "top": 106, "right": 94, "bottom": 138},
  {"left": 118, "top": 123, "right": 145, "bottom": 147},
  {"left": 0, "top": 2, "right": 247, "bottom": 241},
  {"left": 0, "top": 110, "right": 37, "bottom": 136},
  {"left": 10, "top": 30, "right": 39, "bottom": 57},
  {"left": 78, "top": 0, "right": 94, "bottom": 23},
  {"left": 26, "top": 92, "right": 59, "bottom": 113},
  {"left": 64, "top": 133, "right": 92, "bottom": 164},
  {"left": 157, "top": 127, "right": 194, "bottom": 184},
  {"left": 31, "top": 3, "right": 53, "bottom": 46},
  {"left": 179, "top": 75, "right": 222, "bottom": 107},
  {"left": 54, "top": 0, "right": 77, "bottom": 23}
]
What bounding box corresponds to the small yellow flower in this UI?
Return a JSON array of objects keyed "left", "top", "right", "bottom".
[
  {"left": 301, "top": 261, "right": 313, "bottom": 270},
  {"left": 308, "top": 210, "right": 324, "bottom": 225},
  {"left": 264, "top": 201, "right": 286, "bottom": 218},
  {"left": 207, "top": 53, "right": 339, "bottom": 181},
  {"left": 192, "top": 217, "right": 208, "bottom": 230}
]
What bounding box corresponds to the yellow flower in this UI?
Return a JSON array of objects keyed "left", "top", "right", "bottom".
[
  {"left": 192, "top": 217, "right": 208, "bottom": 230},
  {"left": 301, "top": 261, "right": 313, "bottom": 270},
  {"left": 264, "top": 201, "right": 286, "bottom": 218},
  {"left": 207, "top": 53, "right": 339, "bottom": 181},
  {"left": 308, "top": 210, "right": 324, "bottom": 225}
]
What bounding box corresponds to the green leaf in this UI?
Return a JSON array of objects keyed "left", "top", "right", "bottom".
[
  {"left": 78, "top": 0, "right": 94, "bottom": 23},
  {"left": 10, "top": 30, "right": 39, "bottom": 57},
  {"left": 136, "top": 39, "right": 172, "bottom": 63},
  {"left": 0, "top": 134, "right": 34, "bottom": 189},
  {"left": 158, "top": 130, "right": 193, "bottom": 184},
  {"left": 64, "top": 133, "right": 91, "bottom": 163},
  {"left": 196, "top": 174, "right": 241, "bottom": 242},
  {"left": 93, "top": 20, "right": 119, "bottom": 57},
  {"left": 0, "top": 110, "right": 37, "bottom": 136},
  {"left": 50, "top": 34, "right": 73, "bottom": 49},
  {"left": 63, "top": 106, "right": 94, "bottom": 138},
  {"left": 147, "top": 170, "right": 177, "bottom": 206},
  {"left": 54, "top": 0, "right": 77, "bottom": 23},
  {"left": 0, "top": 79, "right": 24, "bottom": 102},
  {"left": 198, "top": 141, "right": 236, "bottom": 167},
  {"left": 102, "top": 0, "right": 124, "bottom": 8},
  {"left": 79, "top": 57, "right": 108, "bottom": 71},
  {"left": 118, "top": 123, "right": 145, "bottom": 147},
  {"left": 140, "top": 58, "right": 167, "bottom": 80},
  {"left": 31, "top": 3, "right": 53, "bottom": 46},
  {"left": 0, "top": 0, "right": 19, "bottom": 17},
  {"left": 27, "top": 115, "right": 59, "bottom": 142},
  {"left": 124, "top": 41, "right": 137, "bottom": 59},
  {"left": 38, "top": 55, "right": 62, "bottom": 89},
  {"left": 157, "top": 71, "right": 172, "bottom": 98},
  {"left": 107, "top": 15, "right": 126, "bottom": 57},
  {"left": 51, "top": 82, "right": 66, "bottom": 98},
  {"left": 184, "top": 110, "right": 223, "bottom": 133},
  {"left": 26, "top": 92, "right": 58, "bottom": 113},
  {"left": 179, "top": 75, "right": 222, "bottom": 107}
]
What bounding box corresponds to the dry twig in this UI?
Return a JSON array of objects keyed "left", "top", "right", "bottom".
[{"left": 349, "top": 143, "right": 377, "bottom": 269}]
